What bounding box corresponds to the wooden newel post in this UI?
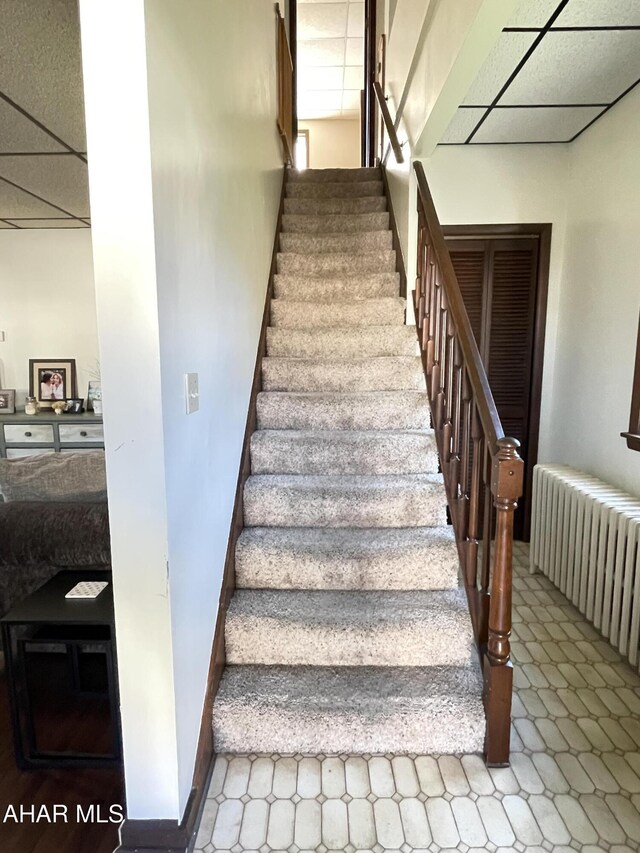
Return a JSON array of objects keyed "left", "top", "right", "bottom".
[{"left": 484, "top": 436, "right": 523, "bottom": 766}]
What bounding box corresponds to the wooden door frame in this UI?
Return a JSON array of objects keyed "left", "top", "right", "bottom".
[
  {"left": 442, "top": 223, "right": 552, "bottom": 542},
  {"left": 363, "top": 0, "right": 377, "bottom": 166}
]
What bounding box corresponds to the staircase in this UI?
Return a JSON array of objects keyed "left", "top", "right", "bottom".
[{"left": 213, "top": 166, "right": 485, "bottom": 755}]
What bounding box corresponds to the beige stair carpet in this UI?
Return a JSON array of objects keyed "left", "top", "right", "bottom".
[{"left": 213, "top": 165, "right": 484, "bottom": 755}]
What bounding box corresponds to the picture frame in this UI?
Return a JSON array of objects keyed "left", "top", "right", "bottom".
[
  {"left": 87, "top": 380, "right": 102, "bottom": 413},
  {"left": 29, "top": 359, "right": 77, "bottom": 409},
  {"left": 65, "top": 398, "right": 85, "bottom": 414},
  {"left": 0, "top": 389, "right": 16, "bottom": 414}
]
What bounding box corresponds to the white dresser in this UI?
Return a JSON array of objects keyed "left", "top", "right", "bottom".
[{"left": 0, "top": 410, "right": 104, "bottom": 458}]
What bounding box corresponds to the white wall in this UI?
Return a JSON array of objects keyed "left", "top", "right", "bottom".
[
  {"left": 0, "top": 230, "right": 98, "bottom": 401},
  {"left": 550, "top": 88, "right": 640, "bottom": 496},
  {"left": 79, "top": 0, "right": 282, "bottom": 821},
  {"left": 421, "top": 145, "right": 570, "bottom": 465},
  {"left": 299, "top": 119, "right": 360, "bottom": 168}
]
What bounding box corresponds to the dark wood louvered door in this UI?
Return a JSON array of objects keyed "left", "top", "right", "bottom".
[{"left": 444, "top": 228, "right": 550, "bottom": 541}]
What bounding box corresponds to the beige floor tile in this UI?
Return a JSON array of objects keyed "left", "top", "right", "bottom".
[
  {"left": 193, "top": 798, "right": 218, "bottom": 849},
  {"left": 554, "top": 793, "right": 598, "bottom": 845},
  {"left": 555, "top": 717, "right": 592, "bottom": 752},
  {"left": 212, "top": 799, "right": 244, "bottom": 849},
  {"left": 321, "top": 757, "right": 346, "bottom": 798},
  {"left": 489, "top": 765, "right": 520, "bottom": 795},
  {"left": 398, "top": 798, "right": 431, "bottom": 847},
  {"left": 297, "top": 756, "right": 321, "bottom": 799},
  {"left": 267, "top": 799, "right": 295, "bottom": 849},
  {"left": 555, "top": 752, "right": 595, "bottom": 794},
  {"left": 531, "top": 752, "right": 570, "bottom": 793},
  {"left": 604, "top": 753, "right": 640, "bottom": 793},
  {"left": 451, "top": 797, "right": 488, "bottom": 847},
  {"left": 414, "top": 755, "right": 444, "bottom": 796},
  {"left": 438, "top": 755, "right": 470, "bottom": 796},
  {"left": 502, "top": 795, "right": 544, "bottom": 846},
  {"left": 369, "top": 756, "right": 395, "bottom": 797},
  {"left": 391, "top": 756, "right": 419, "bottom": 797},
  {"left": 579, "top": 752, "right": 619, "bottom": 792},
  {"left": 345, "top": 756, "right": 370, "bottom": 798},
  {"left": 461, "top": 754, "right": 494, "bottom": 794},
  {"left": 208, "top": 755, "right": 229, "bottom": 798},
  {"left": 510, "top": 753, "right": 545, "bottom": 794},
  {"left": 272, "top": 756, "right": 297, "bottom": 798},
  {"left": 373, "top": 798, "right": 405, "bottom": 848},
  {"left": 424, "top": 798, "right": 459, "bottom": 849},
  {"left": 601, "top": 716, "right": 638, "bottom": 751},
  {"left": 513, "top": 718, "right": 546, "bottom": 751},
  {"left": 476, "top": 795, "right": 516, "bottom": 846},
  {"left": 535, "top": 718, "right": 570, "bottom": 752},
  {"left": 239, "top": 799, "right": 269, "bottom": 849},
  {"left": 321, "top": 799, "right": 348, "bottom": 849},
  {"left": 606, "top": 794, "right": 640, "bottom": 842},
  {"left": 580, "top": 794, "right": 628, "bottom": 845},
  {"left": 348, "top": 798, "right": 376, "bottom": 849},
  {"left": 528, "top": 795, "right": 571, "bottom": 846},
  {"left": 578, "top": 718, "right": 615, "bottom": 751},
  {"left": 294, "top": 799, "right": 321, "bottom": 849},
  {"left": 247, "top": 756, "right": 275, "bottom": 798}
]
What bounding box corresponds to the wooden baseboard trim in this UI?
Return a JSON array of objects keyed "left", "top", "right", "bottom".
[{"left": 115, "top": 168, "right": 288, "bottom": 853}]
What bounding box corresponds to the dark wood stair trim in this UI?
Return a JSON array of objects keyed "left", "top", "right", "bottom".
[{"left": 115, "top": 167, "right": 288, "bottom": 853}]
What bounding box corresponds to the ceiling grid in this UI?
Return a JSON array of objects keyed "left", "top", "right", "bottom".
[
  {"left": 441, "top": 0, "right": 640, "bottom": 145},
  {"left": 0, "top": 0, "right": 90, "bottom": 228}
]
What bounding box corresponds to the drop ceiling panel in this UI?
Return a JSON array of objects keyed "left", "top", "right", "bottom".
[
  {"left": 344, "top": 65, "right": 364, "bottom": 89},
  {"left": 0, "top": 155, "right": 89, "bottom": 217},
  {"left": 298, "top": 3, "right": 348, "bottom": 38},
  {"left": 0, "top": 220, "right": 17, "bottom": 228},
  {"left": 0, "top": 0, "right": 86, "bottom": 150},
  {"left": 506, "top": 0, "right": 561, "bottom": 28},
  {"left": 556, "top": 0, "right": 640, "bottom": 27},
  {"left": 342, "top": 90, "right": 361, "bottom": 110},
  {"left": 472, "top": 105, "right": 603, "bottom": 143},
  {"left": 441, "top": 108, "right": 486, "bottom": 143},
  {"left": 462, "top": 32, "right": 537, "bottom": 105},
  {"left": 0, "top": 98, "right": 67, "bottom": 153},
  {"left": 346, "top": 37, "right": 364, "bottom": 64},
  {"left": 5, "top": 218, "right": 88, "bottom": 228},
  {"left": 299, "top": 90, "right": 344, "bottom": 113},
  {"left": 298, "top": 66, "right": 345, "bottom": 90},
  {"left": 347, "top": 3, "right": 364, "bottom": 37},
  {"left": 298, "top": 38, "right": 346, "bottom": 67},
  {"left": 0, "top": 176, "right": 66, "bottom": 218},
  {"left": 500, "top": 31, "right": 640, "bottom": 105}
]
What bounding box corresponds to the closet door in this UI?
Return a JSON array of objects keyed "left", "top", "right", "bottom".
[{"left": 446, "top": 236, "right": 539, "bottom": 541}]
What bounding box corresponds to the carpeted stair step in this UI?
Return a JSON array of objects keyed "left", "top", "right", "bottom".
[
  {"left": 279, "top": 231, "right": 392, "bottom": 254},
  {"left": 274, "top": 272, "right": 400, "bottom": 301},
  {"left": 281, "top": 212, "right": 390, "bottom": 233},
  {"left": 270, "top": 297, "right": 405, "bottom": 329},
  {"left": 236, "top": 526, "right": 459, "bottom": 590},
  {"left": 277, "top": 249, "right": 396, "bottom": 275},
  {"left": 213, "top": 664, "right": 486, "bottom": 754},
  {"left": 287, "top": 167, "right": 380, "bottom": 183},
  {"left": 256, "top": 390, "right": 431, "bottom": 430},
  {"left": 250, "top": 429, "right": 437, "bottom": 475},
  {"left": 286, "top": 181, "right": 384, "bottom": 198},
  {"left": 284, "top": 196, "right": 387, "bottom": 215},
  {"left": 266, "top": 326, "right": 417, "bottom": 358},
  {"left": 225, "top": 588, "right": 475, "bottom": 667},
  {"left": 262, "top": 356, "right": 423, "bottom": 392},
  {"left": 243, "top": 473, "right": 447, "bottom": 528}
]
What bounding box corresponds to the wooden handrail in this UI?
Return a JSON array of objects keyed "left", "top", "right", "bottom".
[
  {"left": 412, "top": 160, "right": 524, "bottom": 766},
  {"left": 276, "top": 6, "right": 294, "bottom": 165},
  {"left": 372, "top": 82, "right": 404, "bottom": 164}
]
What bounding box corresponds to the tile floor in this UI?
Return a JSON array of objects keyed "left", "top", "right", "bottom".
[{"left": 193, "top": 542, "right": 640, "bottom": 853}]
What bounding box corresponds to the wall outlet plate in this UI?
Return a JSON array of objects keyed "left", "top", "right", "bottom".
[{"left": 185, "top": 372, "right": 199, "bottom": 414}]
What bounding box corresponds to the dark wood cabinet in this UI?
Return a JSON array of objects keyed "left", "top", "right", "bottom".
[{"left": 444, "top": 226, "right": 550, "bottom": 541}]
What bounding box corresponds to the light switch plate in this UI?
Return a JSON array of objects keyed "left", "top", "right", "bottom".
[{"left": 185, "top": 372, "right": 199, "bottom": 414}]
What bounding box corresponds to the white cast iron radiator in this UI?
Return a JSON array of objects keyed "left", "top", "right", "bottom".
[{"left": 531, "top": 465, "right": 640, "bottom": 671}]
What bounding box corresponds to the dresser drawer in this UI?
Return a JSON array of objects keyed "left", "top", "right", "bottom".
[
  {"left": 59, "top": 424, "right": 104, "bottom": 444},
  {"left": 4, "top": 424, "right": 54, "bottom": 444}
]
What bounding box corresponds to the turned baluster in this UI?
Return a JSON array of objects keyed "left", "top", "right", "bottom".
[
  {"left": 465, "top": 405, "right": 484, "bottom": 590},
  {"left": 449, "top": 338, "right": 463, "bottom": 495}
]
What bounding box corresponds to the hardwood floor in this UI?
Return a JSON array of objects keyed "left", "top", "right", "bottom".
[{"left": 0, "top": 673, "right": 124, "bottom": 853}]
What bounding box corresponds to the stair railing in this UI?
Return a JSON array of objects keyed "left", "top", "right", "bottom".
[
  {"left": 372, "top": 82, "right": 404, "bottom": 165},
  {"left": 413, "top": 161, "right": 524, "bottom": 766},
  {"left": 276, "top": 4, "right": 294, "bottom": 165}
]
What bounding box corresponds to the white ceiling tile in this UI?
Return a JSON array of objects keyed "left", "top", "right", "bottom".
[
  {"left": 0, "top": 98, "right": 68, "bottom": 153},
  {"left": 298, "top": 38, "right": 346, "bottom": 66},
  {"left": 0, "top": 0, "right": 86, "bottom": 150},
  {"left": 346, "top": 37, "right": 364, "bottom": 64},
  {"left": 298, "top": 66, "right": 345, "bottom": 90},
  {"left": 299, "top": 108, "right": 343, "bottom": 119},
  {"left": 440, "top": 108, "right": 487, "bottom": 143},
  {"left": 344, "top": 65, "right": 364, "bottom": 89},
  {"left": 341, "top": 110, "right": 360, "bottom": 118},
  {"left": 0, "top": 174, "right": 66, "bottom": 217},
  {"left": 298, "top": 0, "right": 344, "bottom": 3},
  {"left": 347, "top": 3, "right": 364, "bottom": 37},
  {"left": 462, "top": 32, "right": 538, "bottom": 105},
  {"left": 0, "top": 220, "right": 18, "bottom": 228},
  {"left": 0, "top": 155, "right": 89, "bottom": 217},
  {"left": 298, "top": 3, "right": 348, "bottom": 39},
  {"left": 5, "top": 218, "right": 88, "bottom": 228},
  {"left": 556, "top": 0, "right": 640, "bottom": 27},
  {"left": 507, "top": 0, "right": 561, "bottom": 28},
  {"left": 472, "top": 105, "right": 603, "bottom": 142},
  {"left": 500, "top": 31, "right": 640, "bottom": 105},
  {"left": 342, "top": 90, "right": 362, "bottom": 110},
  {"left": 299, "top": 90, "right": 344, "bottom": 113}
]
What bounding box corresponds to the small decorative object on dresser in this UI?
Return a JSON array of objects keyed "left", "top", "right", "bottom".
[
  {"left": 51, "top": 401, "right": 67, "bottom": 415},
  {"left": 0, "top": 390, "right": 16, "bottom": 414},
  {"left": 65, "top": 398, "right": 85, "bottom": 414},
  {"left": 29, "top": 359, "right": 77, "bottom": 409},
  {"left": 24, "top": 396, "right": 39, "bottom": 416},
  {"left": 87, "top": 380, "right": 102, "bottom": 414}
]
